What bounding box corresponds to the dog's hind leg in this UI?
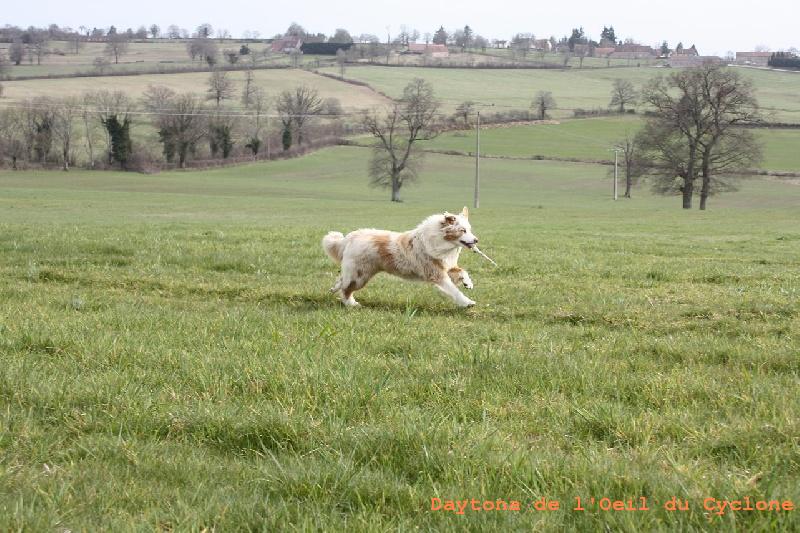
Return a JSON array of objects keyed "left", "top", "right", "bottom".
[
  {"left": 330, "top": 275, "right": 343, "bottom": 293},
  {"left": 339, "top": 262, "right": 373, "bottom": 307}
]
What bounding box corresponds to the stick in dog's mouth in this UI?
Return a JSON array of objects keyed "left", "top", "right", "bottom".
[{"left": 472, "top": 245, "right": 498, "bottom": 266}]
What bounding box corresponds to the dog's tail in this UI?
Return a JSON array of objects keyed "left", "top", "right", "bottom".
[{"left": 322, "top": 231, "right": 345, "bottom": 263}]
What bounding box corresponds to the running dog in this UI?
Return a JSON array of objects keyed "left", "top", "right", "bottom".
[{"left": 322, "top": 207, "right": 479, "bottom": 307}]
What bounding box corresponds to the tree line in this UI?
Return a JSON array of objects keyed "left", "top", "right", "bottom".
[{"left": 0, "top": 71, "right": 345, "bottom": 171}]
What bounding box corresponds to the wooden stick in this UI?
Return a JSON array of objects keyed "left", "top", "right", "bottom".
[{"left": 472, "top": 245, "right": 498, "bottom": 266}]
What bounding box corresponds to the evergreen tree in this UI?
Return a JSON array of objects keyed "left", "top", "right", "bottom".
[
  {"left": 432, "top": 26, "right": 448, "bottom": 45},
  {"left": 600, "top": 26, "right": 616, "bottom": 43},
  {"left": 101, "top": 116, "right": 132, "bottom": 169},
  {"left": 281, "top": 123, "right": 292, "bottom": 151}
]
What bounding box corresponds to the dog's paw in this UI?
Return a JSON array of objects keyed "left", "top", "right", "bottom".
[{"left": 458, "top": 298, "right": 476, "bottom": 308}]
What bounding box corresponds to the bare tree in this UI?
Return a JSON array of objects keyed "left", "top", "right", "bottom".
[
  {"left": 638, "top": 64, "right": 762, "bottom": 209},
  {"left": 454, "top": 100, "right": 475, "bottom": 128},
  {"left": 51, "top": 97, "right": 81, "bottom": 171},
  {"left": 245, "top": 87, "right": 268, "bottom": 157},
  {"left": 105, "top": 34, "right": 129, "bottom": 64},
  {"left": 149, "top": 24, "right": 160, "bottom": 39},
  {"left": 187, "top": 38, "right": 218, "bottom": 66},
  {"left": 362, "top": 78, "right": 440, "bottom": 202},
  {"left": 196, "top": 23, "right": 214, "bottom": 39},
  {"left": 9, "top": 40, "right": 24, "bottom": 66},
  {"left": 336, "top": 49, "right": 347, "bottom": 77},
  {"left": 154, "top": 93, "right": 207, "bottom": 168},
  {"left": 93, "top": 57, "right": 111, "bottom": 74},
  {"left": 695, "top": 68, "right": 762, "bottom": 209},
  {"left": 81, "top": 92, "right": 101, "bottom": 167},
  {"left": 609, "top": 79, "right": 638, "bottom": 113},
  {"left": 288, "top": 48, "right": 302, "bottom": 68},
  {"left": 531, "top": 91, "right": 556, "bottom": 120},
  {"left": 0, "top": 52, "right": 8, "bottom": 80},
  {"left": 574, "top": 45, "right": 588, "bottom": 68},
  {"left": 166, "top": 25, "right": 181, "bottom": 39},
  {"left": 241, "top": 69, "right": 257, "bottom": 107},
  {"left": 71, "top": 33, "right": 84, "bottom": 54},
  {"left": 223, "top": 49, "right": 240, "bottom": 65},
  {"left": 206, "top": 70, "right": 234, "bottom": 107},
  {"left": 276, "top": 86, "right": 323, "bottom": 146},
  {"left": 30, "top": 32, "right": 49, "bottom": 65},
  {"left": 610, "top": 136, "right": 645, "bottom": 198},
  {"left": 0, "top": 108, "right": 26, "bottom": 169}
]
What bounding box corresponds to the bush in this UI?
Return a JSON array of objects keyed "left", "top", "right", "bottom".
[{"left": 321, "top": 97, "right": 343, "bottom": 116}]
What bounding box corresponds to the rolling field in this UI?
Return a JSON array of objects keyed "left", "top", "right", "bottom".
[
  {"left": 324, "top": 65, "right": 800, "bottom": 122},
  {"left": 422, "top": 117, "right": 800, "bottom": 172},
  {"left": 0, "top": 40, "right": 296, "bottom": 78},
  {"left": 1, "top": 147, "right": 799, "bottom": 530},
  {"left": 0, "top": 69, "right": 390, "bottom": 112}
]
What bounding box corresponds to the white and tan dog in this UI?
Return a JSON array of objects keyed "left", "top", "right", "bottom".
[{"left": 322, "top": 207, "right": 479, "bottom": 307}]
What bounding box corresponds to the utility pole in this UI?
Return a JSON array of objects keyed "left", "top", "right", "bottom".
[
  {"left": 266, "top": 114, "right": 271, "bottom": 160},
  {"left": 611, "top": 147, "right": 622, "bottom": 200},
  {"left": 474, "top": 110, "right": 480, "bottom": 209},
  {"left": 472, "top": 103, "right": 493, "bottom": 209}
]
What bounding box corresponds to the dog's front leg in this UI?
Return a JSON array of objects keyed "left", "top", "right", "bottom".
[
  {"left": 436, "top": 278, "right": 476, "bottom": 308},
  {"left": 460, "top": 269, "right": 474, "bottom": 290},
  {"left": 447, "top": 266, "right": 474, "bottom": 290}
]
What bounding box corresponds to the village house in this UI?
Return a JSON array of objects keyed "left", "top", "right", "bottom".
[
  {"left": 406, "top": 43, "right": 449, "bottom": 58},
  {"left": 593, "top": 47, "right": 616, "bottom": 58},
  {"left": 270, "top": 35, "right": 303, "bottom": 53},
  {"left": 610, "top": 44, "right": 657, "bottom": 59},
  {"left": 668, "top": 55, "right": 723, "bottom": 67},
  {"left": 671, "top": 44, "right": 699, "bottom": 57}
]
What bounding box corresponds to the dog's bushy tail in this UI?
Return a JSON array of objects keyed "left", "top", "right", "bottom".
[{"left": 322, "top": 231, "right": 345, "bottom": 263}]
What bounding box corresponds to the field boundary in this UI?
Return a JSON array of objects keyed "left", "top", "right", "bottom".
[{"left": 340, "top": 140, "right": 800, "bottom": 177}]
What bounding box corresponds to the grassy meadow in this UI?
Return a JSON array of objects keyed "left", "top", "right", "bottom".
[
  {"left": 422, "top": 117, "right": 800, "bottom": 172},
  {"left": 325, "top": 65, "right": 800, "bottom": 121},
  {"left": 1, "top": 146, "right": 799, "bottom": 530}
]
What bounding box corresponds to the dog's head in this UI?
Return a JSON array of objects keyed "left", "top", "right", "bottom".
[{"left": 440, "top": 206, "right": 478, "bottom": 250}]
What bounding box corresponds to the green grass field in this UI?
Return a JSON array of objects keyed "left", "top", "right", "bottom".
[
  {"left": 422, "top": 117, "right": 800, "bottom": 172},
  {"left": 325, "top": 65, "right": 800, "bottom": 122},
  {"left": 1, "top": 146, "right": 799, "bottom": 530}
]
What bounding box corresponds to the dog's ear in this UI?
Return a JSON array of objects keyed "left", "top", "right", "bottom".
[
  {"left": 443, "top": 213, "right": 457, "bottom": 225},
  {"left": 461, "top": 206, "right": 469, "bottom": 218}
]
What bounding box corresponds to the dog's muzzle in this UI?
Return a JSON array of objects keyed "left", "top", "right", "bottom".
[{"left": 460, "top": 239, "right": 478, "bottom": 249}]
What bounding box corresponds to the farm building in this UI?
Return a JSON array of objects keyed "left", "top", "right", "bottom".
[
  {"left": 610, "top": 44, "right": 657, "bottom": 59},
  {"left": 406, "top": 43, "right": 449, "bottom": 58},
  {"left": 672, "top": 44, "right": 699, "bottom": 57},
  {"left": 300, "top": 42, "right": 353, "bottom": 55},
  {"left": 532, "top": 39, "right": 552, "bottom": 51},
  {"left": 593, "top": 47, "right": 616, "bottom": 58},
  {"left": 668, "top": 55, "right": 723, "bottom": 67},
  {"left": 271, "top": 36, "right": 303, "bottom": 53},
  {"left": 735, "top": 51, "right": 772, "bottom": 66}
]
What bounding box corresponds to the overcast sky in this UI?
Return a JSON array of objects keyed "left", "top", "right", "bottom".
[{"left": 5, "top": 0, "right": 797, "bottom": 56}]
